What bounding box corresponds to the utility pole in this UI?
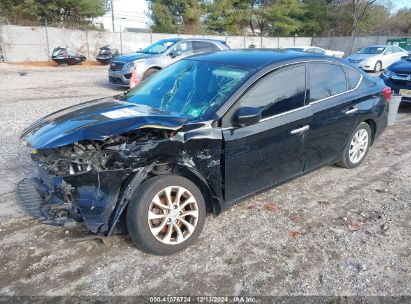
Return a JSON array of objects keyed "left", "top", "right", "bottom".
[{"left": 111, "top": 0, "right": 115, "bottom": 32}]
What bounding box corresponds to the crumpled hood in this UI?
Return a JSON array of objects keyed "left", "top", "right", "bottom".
[
  {"left": 347, "top": 53, "right": 375, "bottom": 61},
  {"left": 21, "top": 97, "right": 188, "bottom": 149},
  {"left": 112, "top": 52, "right": 152, "bottom": 62},
  {"left": 388, "top": 59, "right": 411, "bottom": 74}
]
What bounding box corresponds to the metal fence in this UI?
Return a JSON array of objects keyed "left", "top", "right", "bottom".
[
  {"left": 0, "top": 24, "right": 314, "bottom": 62},
  {"left": 0, "top": 23, "right": 409, "bottom": 62}
]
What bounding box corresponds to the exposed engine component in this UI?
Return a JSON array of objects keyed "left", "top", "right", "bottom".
[{"left": 33, "top": 128, "right": 173, "bottom": 176}]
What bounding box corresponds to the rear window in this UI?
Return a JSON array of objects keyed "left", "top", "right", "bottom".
[
  {"left": 192, "top": 41, "right": 220, "bottom": 53},
  {"left": 309, "top": 63, "right": 347, "bottom": 102}
]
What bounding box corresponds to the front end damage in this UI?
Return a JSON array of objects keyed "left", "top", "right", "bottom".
[
  {"left": 19, "top": 129, "right": 223, "bottom": 237},
  {"left": 18, "top": 128, "right": 176, "bottom": 233},
  {"left": 18, "top": 98, "right": 223, "bottom": 235}
]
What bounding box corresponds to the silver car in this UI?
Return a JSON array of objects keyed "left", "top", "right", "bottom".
[
  {"left": 108, "top": 38, "right": 230, "bottom": 86},
  {"left": 346, "top": 45, "right": 408, "bottom": 72}
]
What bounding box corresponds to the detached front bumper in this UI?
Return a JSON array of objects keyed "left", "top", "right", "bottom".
[
  {"left": 17, "top": 165, "right": 130, "bottom": 234},
  {"left": 17, "top": 178, "right": 78, "bottom": 227}
]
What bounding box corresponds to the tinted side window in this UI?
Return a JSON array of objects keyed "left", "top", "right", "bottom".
[
  {"left": 241, "top": 65, "right": 306, "bottom": 118},
  {"left": 309, "top": 63, "right": 346, "bottom": 102},
  {"left": 394, "top": 46, "right": 404, "bottom": 53},
  {"left": 343, "top": 66, "right": 361, "bottom": 90},
  {"left": 174, "top": 42, "right": 193, "bottom": 54},
  {"left": 313, "top": 48, "right": 325, "bottom": 54},
  {"left": 385, "top": 47, "right": 393, "bottom": 54},
  {"left": 192, "top": 41, "right": 219, "bottom": 53}
]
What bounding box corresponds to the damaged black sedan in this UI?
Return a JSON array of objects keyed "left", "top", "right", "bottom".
[{"left": 19, "top": 50, "right": 389, "bottom": 255}]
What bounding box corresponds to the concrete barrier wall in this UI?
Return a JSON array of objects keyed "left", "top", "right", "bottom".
[{"left": 0, "top": 24, "right": 409, "bottom": 62}]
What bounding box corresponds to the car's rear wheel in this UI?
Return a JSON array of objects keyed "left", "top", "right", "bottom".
[
  {"left": 126, "top": 175, "right": 206, "bottom": 255},
  {"left": 337, "top": 122, "right": 372, "bottom": 169},
  {"left": 374, "top": 61, "right": 382, "bottom": 73},
  {"left": 143, "top": 68, "right": 160, "bottom": 80}
]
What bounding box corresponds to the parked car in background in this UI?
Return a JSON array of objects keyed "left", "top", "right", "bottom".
[
  {"left": 381, "top": 54, "right": 411, "bottom": 102},
  {"left": 19, "top": 49, "right": 389, "bottom": 255},
  {"left": 284, "top": 46, "right": 345, "bottom": 58},
  {"left": 346, "top": 45, "right": 408, "bottom": 72},
  {"left": 108, "top": 38, "right": 230, "bottom": 86}
]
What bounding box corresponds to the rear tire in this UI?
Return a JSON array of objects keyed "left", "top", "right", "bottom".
[
  {"left": 126, "top": 175, "right": 206, "bottom": 255},
  {"left": 142, "top": 68, "right": 160, "bottom": 80},
  {"left": 336, "top": 122, "right": 372, "bottom": 169}
]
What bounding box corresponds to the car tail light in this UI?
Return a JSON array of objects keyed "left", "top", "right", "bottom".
[
  {"left": 129, "top": 68, "right": 140, "bottom": 89},
  {"left": 382, "top": 87, "right": 391, "bottom": 102}
]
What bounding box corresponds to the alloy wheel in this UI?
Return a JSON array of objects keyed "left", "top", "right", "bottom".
[
  {"left": 148, "top": 186, "right": 199, "bottom": 245},
  {"left": 348, "top": 129, "right": 369, "bottom": 164},
  {"left": 375, "top": 61, "right": 382, "bottom": 72}
]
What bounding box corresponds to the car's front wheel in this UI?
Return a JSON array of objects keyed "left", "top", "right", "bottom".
[
  {"left": 337, "top": 122, "right": 372, "bottom": 169},
  {"left": 126, "top": 175, "right": 206, "bottom": 255},
  {"left": 142, "top": 68, "right": 160, "bottom": 80},
  {"left": 374, "top": 61, "right": 382, "bottom": 73}
]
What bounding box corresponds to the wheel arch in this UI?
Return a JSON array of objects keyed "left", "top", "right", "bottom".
[
  {"left": 363, "top": 118, "right": 377, "bottom": 145},
  {"left": 172, "top": 163, "right": 222, "bottom": 215},
  {"left": 145, "top": 66, "right": 161, "bottom": 73},
  {"left": 107, "top": 162, "right": 221, "bottom": 235}
]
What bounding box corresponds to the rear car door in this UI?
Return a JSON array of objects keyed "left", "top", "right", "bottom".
[
  {"left": 222, "top": 64, "right": 311, "bottom": 202},
  {"left": 304, "top": 62, "right": 362, "bottom": 171},
  {"left": 394, "top": 46, "right": 408, "bottom": 61},
  {"left": 383, "top": 47, "right": 397, "bottom": 67}
]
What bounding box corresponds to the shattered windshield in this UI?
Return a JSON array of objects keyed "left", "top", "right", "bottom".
[
  {"left": 141, "top": 39, "right": 178, "bottom": 54},
  {"left": 123, "top": 60, "right": 251, "bottom": 120}
]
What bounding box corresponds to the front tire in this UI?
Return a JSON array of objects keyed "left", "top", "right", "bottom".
[
  {"left": 142, "top": 68, "right": 160, "bottom": 80},
  {"left": 337, "top": 122, "right": 372, "bottom": 169},
  {"left": 374, "top": 61, "right": 382, "bottom": 73},
  {"left": 126, "top": 175, "right": 206, "bottom": 255}
]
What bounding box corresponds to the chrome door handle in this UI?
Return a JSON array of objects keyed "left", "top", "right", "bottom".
[
  {"left": 290, "top": 125, "right": 310, "bottom": 135},
  {"left": 345, "top": 108, "right": 358, "bottom": 115}
]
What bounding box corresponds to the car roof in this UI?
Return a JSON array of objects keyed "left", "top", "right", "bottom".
[
  {"left": 179, "top": 38, "right": 226, "bottom": 43},
  {"left": 186, "top": 49, "right": 329, "bottom": 69},
  {"left": 288, "top": 46, "right": 320, "bottom": 49},
  {"left": 367, "top": 45, "right": 388, "bottom": 48},
  {"left": 159, "top": 38, "right": 182, "bottom": 42}
]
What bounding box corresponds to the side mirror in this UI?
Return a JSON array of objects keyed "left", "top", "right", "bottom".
[
  {"left": 169, "top": 50, "right": 182, "bottom": 58},
  {"left": 235, "top": 107, "right": 262, "bottom": 127}
]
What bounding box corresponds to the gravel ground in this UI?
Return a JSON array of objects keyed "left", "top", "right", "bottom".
[{"left": 0, "top": 63, "right": 410, "bottom": 297}]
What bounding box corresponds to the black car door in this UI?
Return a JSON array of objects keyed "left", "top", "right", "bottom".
[
  {"left": 304, "top": 63, "right": 362, "bottom": 171},
  {"left": 222, "top": 64, "right": 312, "bottom": 202}
]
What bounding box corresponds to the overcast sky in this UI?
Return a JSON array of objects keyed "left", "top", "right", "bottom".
[
  {"left": 101, "top": 0, "right": 149, "bottom": 32},
  {"left": 101, "top": 0, "right": 411, "bottom": 32}
]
